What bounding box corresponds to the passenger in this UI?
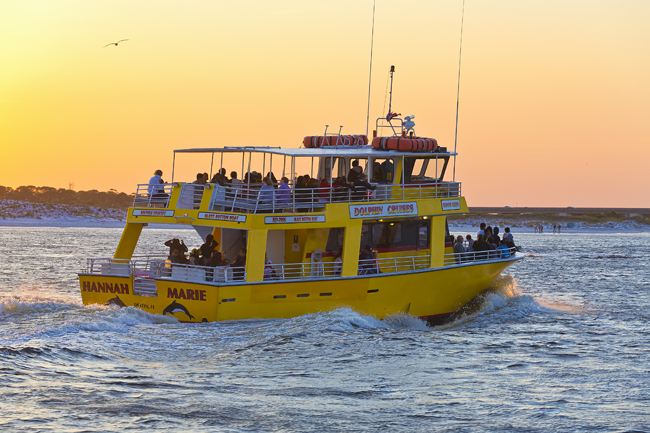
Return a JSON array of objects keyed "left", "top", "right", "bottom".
[
  {"left": 230, "top": 172, "right": 242, "bottom": 187},
  {"left": 209, "top": 250, "right": 224, "bottom": 267},
  {"left": 164, "top": 238, "right": 187, "bottom": 256},
  {"left": 168, "top": 247, "right": 183, "bottom": 264},
  {"left": 333, "top": 249, "right": 343, "bottom": 276},
  {"left": 277, "top": 177, "right": 291, "bottom": 207},
  {"left": 192, "top": 172, "right": 205, "bottom": 184},
  {"left": 200, "top": 234, "right": 219, "bottom": 260},
  {"left": 348, "top": 160, "right": 363, "bottom": 183},
  {"left": 453, "top": 235, "right": 466, "bottom": 263},
  {"left": 487, "top": 235, "right": 499, "bottom": 258},
  {"left": 372, "top": 161, "right": 383, "bottom": 182},
  {"left": 477, "top": 222, "right": 486, "bottom": 238},
  {"left": 492, "top": 227, "right": 501, "bottom": 246},
  {"left": 319, "top": 178, "right": 331, "bottom": 203},
  {"left": 502, "top": 227, "right": 514, "bottom": 245},
  {"left": 189, "top": 248, "right": 201, "bottom": 265},
  {"left": 203, "top": 172, "right": 209, "bottom": 184},
  {"left": 264, "top": 253, "right": 276, "bottom": 279},
  {"left": 258, "top": 177, "right": 276, "bottom": 210},
  {"left": 358, "top": 245, "right": 373, "bottom": 275},
  {"left": 266, "top": 172, "right": 278, "bottom": 185},
  {"left": 352, "top": 172, "right": 376, "bottom": 200},
  {"left": 219, "top": 168, "right": 227, "bottom": 180},
  {"left": 472, "top": 234, "right": 491, "bottom": 260},
  {"left": 231, "top": 248, "right": 247, "bottom": 281},
  {"left": 333, "top": 176, "right": 350, "bottom": 201},
  {"left": 497, "top": 240, "right": 512, "bottom": 258},
  {"left": 465, "top": 234, "right": 474, "bottom": 252},
  {"left": 148, "top": 169, "right": 166, "bottom": 198},
  {"left": 370, "top": 250, "right": 382, "bottom": 274}
]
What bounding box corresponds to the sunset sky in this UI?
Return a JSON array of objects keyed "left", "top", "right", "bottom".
[{"left": 1, "top": 0, "right": 649, "bottom": 207}]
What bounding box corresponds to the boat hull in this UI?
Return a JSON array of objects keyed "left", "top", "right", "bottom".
[{"left": 78, "top": 257, "right": 519, "bottom": 323}]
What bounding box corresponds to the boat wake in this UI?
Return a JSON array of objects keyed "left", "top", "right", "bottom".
[
  {"left": 0, "top": 296, "right": 177, "bottom": 344},
  {"left": 440, "top": 274, "right": 541, "bottom": 329}
]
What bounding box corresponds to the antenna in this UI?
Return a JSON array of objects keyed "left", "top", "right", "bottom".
[
  {"left": 387, "top": 65, "right": 395, "bottom": 117},
  {"left": 452, "top": 0, "right": 466, "bottom": 182},
  {"left": 365, "top": 0, "right": 377, "bottom": 137}
]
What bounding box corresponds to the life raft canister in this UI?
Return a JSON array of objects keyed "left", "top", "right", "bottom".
[
  {"left": 303, "top": 135, "right": 369, "bottom": 148},
  {"left": 371, "top": 136, "right": 438, "bottom": 152}
]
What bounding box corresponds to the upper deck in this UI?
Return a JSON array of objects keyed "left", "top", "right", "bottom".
[{"left": 129, "top": 145, "right": 465, "bottom": 226}]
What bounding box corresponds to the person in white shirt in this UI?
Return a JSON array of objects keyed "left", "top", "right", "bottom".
[{"left": 148, "top": 169, "right": 164, "bottom": 196}]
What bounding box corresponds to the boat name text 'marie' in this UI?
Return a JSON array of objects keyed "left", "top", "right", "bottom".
[{"left": 349, "top": 202, "right": 418, "bottom": 219}]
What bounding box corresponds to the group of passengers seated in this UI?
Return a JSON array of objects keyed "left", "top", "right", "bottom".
[
  {"left": 452, "top": 223, "right": 519, "bottom": 263},
  {"left": 164, "top": 236, "right": 247, "bottom": 279},
  {"left": 178, "top": 160, "right": 378, "bottom": 212}
]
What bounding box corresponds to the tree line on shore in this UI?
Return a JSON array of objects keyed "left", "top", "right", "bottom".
[{"left": 0, "top": 185, "right": 133, "bottom": 210}]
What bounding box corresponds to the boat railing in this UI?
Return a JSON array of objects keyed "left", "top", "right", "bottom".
[
  {"left": 84, "top": 258, "right": 133, "bottom": 276},
  {"left": 443, "top": 247, "right": 517, "bottom": 266},
  {"left": 207, "top": 181, "right": 462, "bottom": 214},
  {"left": 84, "top": 258, "right": 247, "bottom": 284},
  {"left": 358, "top": 255, "right": 431, "bottom": 275},
  {"left": 133, "top": 183, "right": 174, "bottom": 208},
  {"left": 267, "top": 255, "right": 431, "bottom": 281},
  {"left": 155, "top": 262, "right": 247, "bottom": 283},
  {"left": 177, "top": 183, "right": 207, "bottom": 210}
]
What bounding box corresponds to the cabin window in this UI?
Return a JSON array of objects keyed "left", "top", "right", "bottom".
[
  {"left": 418, "top": 223, "right": 429, "bottom": 248},
  {"left": 323, "top": 157, "right": 346, "bottom": 182},
  {"left": 403, "top": 156, "right": 449, "bottom": 183},
  {"left": 370, "top": 158, "right": 395, "bottom": 183},
  {"left": 372, "top": 222, "right": 401, "bottom": 246},
  {"left": 360, "top": 224, "right": 371, "bottom": 247},
  {"left": 325, "top": 228, "right": 345, "bottom": 251}
]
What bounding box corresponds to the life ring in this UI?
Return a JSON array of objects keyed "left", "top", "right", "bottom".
[
  {"left": 371, "top": 136, "right": 438, "bottom": 152},
  {"left": 303, "top": 135, "right": 369, "bottom": 148}
]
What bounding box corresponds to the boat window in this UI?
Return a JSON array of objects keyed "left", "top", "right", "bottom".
[
  {"left": 418, "top": 222, "right": 429, "bottom": 248},
  {"left": 371, "top": 222, "right": 402, "bottom": 246},
  {"left": 325, "top": 227, "right": 345, "bottom": 251},
  {"left": 323, "top": 157, "right": 346, "bottom": 182},
  {"left": 403, "top": 156, "right": 449, "bottom": 183},
  {"left": 370, "top": 158, "right": 395, "bottom": 183},
  {"left": 360, "top": 224, "right": 371, "bottom": 247}
]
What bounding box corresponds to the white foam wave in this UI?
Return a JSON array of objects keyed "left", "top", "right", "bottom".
[
  {"left": 440, "top": 274, "right": 542, "bottom": 329},
  {"left": 0, "top": 297, "right": 177, "bottom": 343}
]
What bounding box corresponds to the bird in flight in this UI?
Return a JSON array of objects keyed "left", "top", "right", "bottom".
[{"left": 103, "top": 39, "right": 129, "bottom": 48}]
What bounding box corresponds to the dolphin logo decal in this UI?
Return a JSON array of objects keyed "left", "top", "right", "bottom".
[
  {"left": 162, "top": 300, "right": 195, "bottom": 320},
  {"left": 106, "top": 296, "right": 126, "bottom": 308}
]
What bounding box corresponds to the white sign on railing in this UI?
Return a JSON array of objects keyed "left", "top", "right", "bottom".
[
  {"left": 198, "top": 212, "right": 247, "bottom": 222},
  {"left": 132, "top": 209, "right": 175, "bottom": 217},
  {"left": 265, "top": 215, "right": 326, "bottom": 224},
  {"left": 349, "top": 202, "right": 418, "bottom": 219},
  {"left": 441, "top": 199, "right": 461, "bottom": 211}
]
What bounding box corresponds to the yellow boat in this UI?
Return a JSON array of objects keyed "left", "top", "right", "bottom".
[{"left": 78, "top": 119, "right": 521, "bottom": 324}]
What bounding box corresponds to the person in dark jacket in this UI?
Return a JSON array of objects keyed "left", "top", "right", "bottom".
[
  {"left": 200, "top": 234, "right": 219, "bottom": 260},
  {"left": 164, "top": 238, "right": 187, "bottom": 256},
  {"left": 352, "top": 173, "right": 376, "bottom": 200},
  {"left": 231, "top": 248, "right": 247, "bottom": 281},
  {"left": 472, "top": 234, "right": 492, "bottom": 260}
]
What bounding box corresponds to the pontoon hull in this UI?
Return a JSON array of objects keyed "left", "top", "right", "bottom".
[{"left": 78, "top": 258, "right": 519, "bottom": 324}]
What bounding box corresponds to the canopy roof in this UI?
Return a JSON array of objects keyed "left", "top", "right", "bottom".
[{"left": 173, "top": 146, "right": 456, "bottom": 158}]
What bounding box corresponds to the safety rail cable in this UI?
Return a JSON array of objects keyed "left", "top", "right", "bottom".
[
  {"left": 443, "top": 247, "right": 517, "bottom": 265},
  {"left": 133, "top": 183, "right": 174, "bottom": 208},
  {"left": 177, "top": 183, "right": 208, "bottom": 210}
]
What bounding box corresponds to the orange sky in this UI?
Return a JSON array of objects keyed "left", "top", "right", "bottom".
[{"left": 1, "top": 0, "right": 649, "bottom": 207}]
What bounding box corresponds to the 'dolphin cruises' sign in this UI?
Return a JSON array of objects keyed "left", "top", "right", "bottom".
[{"left": 349, "top": 202, "right": 418, "bottom": 219}]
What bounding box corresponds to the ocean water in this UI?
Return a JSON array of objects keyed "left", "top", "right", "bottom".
[{"left": 1, "top": 226, "right": 649, "bottom": 432}]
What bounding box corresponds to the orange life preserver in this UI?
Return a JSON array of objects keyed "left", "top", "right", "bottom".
[
  {"left": 303, "top": 135, "right": 369, "bottom": 148},
  {"left": 371, "top": 136, "right": 438, "bottom": 152}
]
